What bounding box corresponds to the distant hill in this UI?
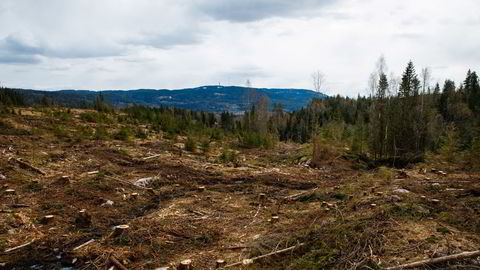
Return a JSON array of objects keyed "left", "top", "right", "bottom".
[{"left": 14, "top": 85, "right": 327, "bottom": 113}]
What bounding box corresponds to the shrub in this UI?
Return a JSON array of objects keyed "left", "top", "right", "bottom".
[
  {"left": 80, "top": 112, "right": 111, "bottom": 124},
  {"left": 218, "top": 149, "right": 237, "bottom": 164},
  {"left": 135, "top": 128, "right": 148, "bottom": 139},
  {"left": 311, "top": 136, "right": 338, "bottom": 167},
  {"left": 113, "top": 126, "right": 132, "bottom": 141},
  {"left": 94, "top": 125, "right": 110, "bottom": 140},
  {"left": 185, "top": 136, "right": 197, "bottom": 152},
  {"left": 239, "top": 131, "right": 276, "bottom": 149},
  {"left": 201, "top": 140, "right": 211, "bottom": 156},
  {"left": 52, "top": 125, "right": 70, "bottom": 139}
]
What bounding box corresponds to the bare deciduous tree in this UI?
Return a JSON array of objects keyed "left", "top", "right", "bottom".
[{"left": 311, "top": 71, "right": 325, "bottom": 93}]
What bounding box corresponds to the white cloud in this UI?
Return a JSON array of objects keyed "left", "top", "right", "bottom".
[{"left": 0, "top": 0, "right": 479, "bottom": 96}]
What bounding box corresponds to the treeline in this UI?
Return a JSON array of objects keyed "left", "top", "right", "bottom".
[{"left": 2, "top": 61, "right": 479, "bottom": 165}]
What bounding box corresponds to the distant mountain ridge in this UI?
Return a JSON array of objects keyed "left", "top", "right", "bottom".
[{"left": 15, "top": 85, "right": 327, "bottom": 112}]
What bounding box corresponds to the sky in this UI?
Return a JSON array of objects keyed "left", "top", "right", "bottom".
[{"left": 0, "top": 0, "right": 479, "bottom": 96}]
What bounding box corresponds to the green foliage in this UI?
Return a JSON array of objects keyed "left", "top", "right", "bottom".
[
  {"left": 438, "top": 124, "right": 460, "bottom": 162},
  {"left": 80, "top": 111, "right": 111, "bottom": 123},
  {"left": 311, "top": 136, "right": 338, "bottom": 167},
  {"left": 94, "top": 93, "right": 113, "bottom": 113},
  {"left": 52, "top": 125, "right": 70, "bottom": 139},
  {"left": 290, "top": 242, "right": 338, "bottom": 269},
  {"left": 113, "top": 126, "right": 133, "bottom": 141},
  {"left": 0, "top": 88, "right": 24, "bottom": 106},
  {"left": 468, "top": 137, "right": 480, "bottom": 169},
  {"left": 185, "top": 136, "right": 197, "bottom": 152},
  {"left": 0, "top": 120, "right": 31, "bottom": 136},
  {"left": 239, "top": 131, "right": 276, "bottom": 149},
  {"left": 218, "top": 149, "right": 237, "bottom": 164},
  {"left": 94, "top": 125, "right": 110, "bottom": 140}
]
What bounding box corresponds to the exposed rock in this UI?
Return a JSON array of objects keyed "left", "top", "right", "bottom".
[
  {"left": 101, "top": 200, "right": 114, "bottom": 207},
  {"left": 134, "top": 177, "right": 158, "bottom": 188},
  {"left": 390, "top": 195, "right": 402, "bottom": 202},
  {"left": 0, "top": 174, "right": 6, "bottom": 180}
]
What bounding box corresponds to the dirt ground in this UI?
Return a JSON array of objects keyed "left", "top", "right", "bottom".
[{"left": 0, "top": 109, "right": 479, "bottom": 269}]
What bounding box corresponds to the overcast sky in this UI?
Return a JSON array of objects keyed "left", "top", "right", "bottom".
[{"left": 0, "top": 0, "right": 479, "bottom": 96}]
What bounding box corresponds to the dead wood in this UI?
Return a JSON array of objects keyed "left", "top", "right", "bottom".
[
  {"left": 73, "top": 239, "right": 95, "bottom": 251},
  {"left": 12, "top": 158, "right": 46, "bottom": 175},
  {"left": 109, "top": 255, "right": 129, "bottom": 270},
  {"left": 3, "top": 240, "right": 35, "bottom": 253},
  {"left": 386, "top": 250, "right": 480, "bottom": 270},
  {"left": 142, "top": 154, "right": 161, "bottom": 160},
  {"left": 223, "top": 243, "right": 304, "bottom": 268},
  {"left": 284, "top": 188, "right": 318, "bottom": 201}
]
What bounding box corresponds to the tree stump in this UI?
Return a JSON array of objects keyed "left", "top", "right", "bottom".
[
  {"left": 40, "top": 215, "right": 54, "bottom": 224},
  {"left": 130, "top": 193, "right": 139, "bottom": 200},
  {"left": 198, "top": 186, "right": 205, "bottom": 192},
  {"left": 75, "top": 209, "right": 92, "bottom": 227},
  {"left": 5, "top": 189, "right": 15, "bottom": 195},
  {"left": 112, "top": 225, "right": 129, "bottom": 237},
  {"left": 178, "top": 259, "right": 192, "bottom": 270},
  {"left": 270, "top": 215, "right": 279, "bottom": 223},
  {"left": 259, "top": 193, "right": 266, "bottom": 203},
  {"left": 215, "top": 259, "right": 226, "bottom": 268},
  {"left": 56, "top": 176, "right": 70, "bottom": 185}
]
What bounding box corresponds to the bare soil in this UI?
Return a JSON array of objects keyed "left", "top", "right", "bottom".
[{"left": 0, "top": 109, "right": 479, "bottom": 269}]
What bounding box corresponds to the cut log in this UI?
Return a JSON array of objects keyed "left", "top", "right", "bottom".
[
  {"left": 215, "top": 259, "right": 226, "bottom": 268},
  {"left": 4, "top": 189, "right": 15, "bottom": 195},
  {"left": 270, "top": 215, "right": 279, "bottom": 223},
  {"left": 259, "top": 193, "right": 266, "bottom": 203},
  {"left": 386, "top": 249, "right": 480, "bottom": 270},
  {"left": 178, "top": 259, "right": 192, "bottom": 270},
  {"left": 55, "top": 176, "right": 70, "bottom": 185},
  {"left": 111, "top": 225, "right": 129, "bottom": 237}
]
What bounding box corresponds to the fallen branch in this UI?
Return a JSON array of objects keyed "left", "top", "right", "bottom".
[
  {"left": 12, "top": 158, "right": 46, "bottom": 175},
  {"left": 9, "top": 204, "right": 30, "bottom": 208},
  {"left": 109, "top": 255, "right": 129, "bottom": 270},
  {"left": 73, "top": 239, "right": 95, "bottom": 251},
  {"left": 284, "top": 188, "right": 318, "bottom": 201},
  {"left": 142, "top": 154, "right": 161, "bottom": 160},
  {"left": 3, "top": 240, "right": 35, "bottom": 253},
  {"left": 223, "top": 243, "right": 304, "bottom": 268},
  {"left": 386, "top": 250, "right": 480, "bottom": 270}
]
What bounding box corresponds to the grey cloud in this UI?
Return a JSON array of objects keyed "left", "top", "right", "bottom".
[
  {"left": 195, "top": 0, "right": 336, "bottom": 22},
  {"left": 0, "top": 34, "right": 44, "bottom": 64},
  {"left": 125, "top": 31, "right": 204, "bottom": 49},
  {"left": 0, "top": 33, "right": 125, "bottom": 64},
  {"left": 392, "top": 32, "right": 423, "bottom": 40},
  {"left": 0, "top": 54, "right": 42, "bottom": 64}
]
